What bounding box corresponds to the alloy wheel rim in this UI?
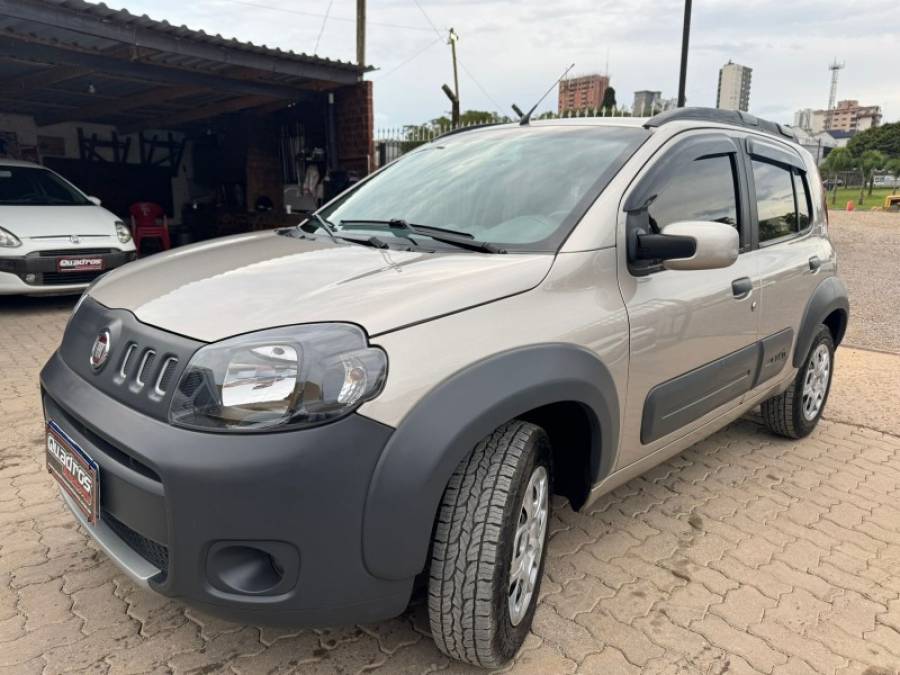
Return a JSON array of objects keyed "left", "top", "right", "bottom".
[
  {"left": 801, "top": 343, "right": 831, "bottom": 421},
  {"left": 508, "top": 465, "right": 549, "bottom": 626}
]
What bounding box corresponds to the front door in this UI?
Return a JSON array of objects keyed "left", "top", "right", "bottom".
[{"left": 616, "top": 131, "right": 760, "bottom": 470}]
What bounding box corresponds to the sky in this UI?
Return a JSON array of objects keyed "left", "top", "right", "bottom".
[{"left": 117, "top": 0, "right": 899, "bottom": 129}]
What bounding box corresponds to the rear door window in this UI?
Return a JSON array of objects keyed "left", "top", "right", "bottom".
[{"left": 752, "top": 159, "right": 808, "bottom": 243}]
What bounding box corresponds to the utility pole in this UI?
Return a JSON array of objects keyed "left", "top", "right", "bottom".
[
  {"left": 676, "top": 0, "right": 692, "bottom": 108},
  {"left": 448, "top": 28, "right": 460, "bottom": 126},
  {"left": 356, "top": 0, "right": 366, "bottom": 68}
]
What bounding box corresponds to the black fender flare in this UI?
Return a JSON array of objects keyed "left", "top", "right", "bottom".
[
  {"left": 794, "top": 276, "right": 849, "bottom": 367},
  {"left": 361, "top": 343, "right": 620, "bottom": 581}
]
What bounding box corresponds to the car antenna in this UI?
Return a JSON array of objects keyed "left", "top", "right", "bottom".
[{"left": 520, "top": 63, "right": 575, "bottom": 126}]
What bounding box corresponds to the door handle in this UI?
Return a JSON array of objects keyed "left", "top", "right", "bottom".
[
  {"left": 809, "top": 255, "right": 822, "bottom": 271},
  {"left": 731, "top": 277, "right": 753, "bottom": 298}
]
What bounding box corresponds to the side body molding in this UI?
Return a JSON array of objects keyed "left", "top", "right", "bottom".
[
  {"left": 794, "top": 276, "right": 849, "bottom": 367},
  {"left": 362, "top": 343, "right": 619, "bottom": 581}
]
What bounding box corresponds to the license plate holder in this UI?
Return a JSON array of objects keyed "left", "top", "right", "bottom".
[
  {"left": 57, "top": 256, "right": 104, "bottom": 273},
  {"left": 46, "top": 420, "right": 99, "bottom": 524}
]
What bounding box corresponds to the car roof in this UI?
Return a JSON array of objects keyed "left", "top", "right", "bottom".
[{"left": 0, "top": 159, "right": 47, "bottom": 169}]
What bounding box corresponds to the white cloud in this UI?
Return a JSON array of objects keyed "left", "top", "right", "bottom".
[{"left": 116, "top": 0, "right": 899, "bottom": 127}]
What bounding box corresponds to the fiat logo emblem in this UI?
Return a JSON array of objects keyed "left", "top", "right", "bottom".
[{"left": 90, "top": 330, "right": 111, "bottom": 370}]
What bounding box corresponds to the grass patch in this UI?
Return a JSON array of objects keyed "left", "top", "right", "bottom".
[{"left": 826, "top": 187, "right": 899, "bottom": 210}]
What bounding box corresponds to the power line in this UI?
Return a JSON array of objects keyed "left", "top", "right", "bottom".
[
  {"left": 313, "top": 0, "right": 335, "bottom": 54},
  {"left": 408, "top": 0, "right": 504, "bottom": 116},
  {"left": 458, "top": 58, "right": 504, "bottom": 115},
  {"left": 373, "top": 37, "right": 443, "bottom": 81},
  {"left": 410, "top": 0, "right": 444, "bottom": 38},
  {"left": 217, "top": 0, "right": 435, "bottom": 32}
]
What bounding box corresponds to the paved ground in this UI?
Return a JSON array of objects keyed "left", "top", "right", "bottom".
[{"left": 2, "top": 212, "right": 900, "bottom": 674}]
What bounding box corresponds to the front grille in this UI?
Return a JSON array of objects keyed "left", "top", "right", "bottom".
[
  {"left": 37, "top": 248, "right": 115, "bottom": 257},
  {"left": 156, "top": 358, "right": 178, "bottom": 394},
  {"left": 103, "top": 510, "right": 169, "bottom": 577},
  {"left": 38, "top": 271, "right": 105, "bottom": 285},
  {"left": 61, "top": 297, "right": 201, "bottom": 421}
]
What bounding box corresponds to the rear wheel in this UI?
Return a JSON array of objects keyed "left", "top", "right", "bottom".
[
  {"left": 761, "top": 325, "right": 834, "bottom": 439},
  {"left": 427, "top": 421, "right": 551, "bottom": 668}
]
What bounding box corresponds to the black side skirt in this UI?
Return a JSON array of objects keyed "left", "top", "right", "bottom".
[{"left": 641, "top": 328, "right": 793, "bottom": 444}]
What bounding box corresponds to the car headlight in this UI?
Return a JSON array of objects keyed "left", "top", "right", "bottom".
[
  {"left": 0, "top": 226, "right": 21, "bottom": 248},
  {"left": 114, "top": 221, "right": 132, "bottom": 244},
  {"left": 169, "top": 324, "right": 387, "bottom": 432}
]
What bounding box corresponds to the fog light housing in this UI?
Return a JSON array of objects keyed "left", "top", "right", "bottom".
[
  {"left": 206, "top": 541, "right": 299, "bottom": 596},
  {"left": 24, "top": 273, "right": 36, "bottom": 283}
]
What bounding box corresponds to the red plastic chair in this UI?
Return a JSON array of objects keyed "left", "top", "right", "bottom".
[{"left": 130, "top": 202, "right": 171, "bottom": 255}]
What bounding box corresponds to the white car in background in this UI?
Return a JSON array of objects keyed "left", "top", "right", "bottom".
[{"left": 0, "top": 160, "right": 136, "bottom": 296}]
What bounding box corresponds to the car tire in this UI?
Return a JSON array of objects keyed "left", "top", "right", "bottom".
[
  {"left": 761, "top": 325, "right": 835, "bottom": 439},
  {"left": 427, "top": 420, "right": 552, "bottom": 668}
]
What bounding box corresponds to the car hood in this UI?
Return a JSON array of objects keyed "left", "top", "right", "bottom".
[
  {"left": 88, "top": 230, "right": 553, "bottom": 341},
  {"left": 0, "top": 205, "right": 119, "bottom": 240}
]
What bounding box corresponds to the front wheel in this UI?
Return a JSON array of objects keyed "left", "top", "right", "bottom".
[
  {"left": 427, "top": 421, "right": 551, "bottom": 668},
  {"left": 761, "top": 325, "right": 835, "bottom": 439}
]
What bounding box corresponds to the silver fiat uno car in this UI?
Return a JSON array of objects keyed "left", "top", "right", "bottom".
[{"left": 42, "top": 108, "right": 847, "bottom": 667}]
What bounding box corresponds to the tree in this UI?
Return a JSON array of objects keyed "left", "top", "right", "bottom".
[
  {"left": 846, "top": 122, "right": 900, "bottom": 159},
  {"left": 821, "top": 147, "right": 852, "bottom": 206},
  {"left": 857, "top": 150, "right": 886, "bottom": 205},
  {"left": 887, "top": 157, "right": 900, "bottom": 195},
  {"left": 601, "top": 86, "right": 616, "bottom": 112}
]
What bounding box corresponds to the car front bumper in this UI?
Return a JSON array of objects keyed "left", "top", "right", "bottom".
[
  {"left": 40, "top": 352, "right": 414, "bottom": 626},
  {"left": 0, "top": 250, "right": 136, "bottom": 295}
]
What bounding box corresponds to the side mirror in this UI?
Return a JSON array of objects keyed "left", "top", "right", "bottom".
[
  {"left": 634, "top": 221, "right": 739, "bottom": 271},
  {"left": 87, "top": 195, "right": 102, "bottom": 206}
]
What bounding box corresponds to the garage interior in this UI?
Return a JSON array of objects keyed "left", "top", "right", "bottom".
[{"left": 0, "top": 0, "right": 374, "bottom": 250}]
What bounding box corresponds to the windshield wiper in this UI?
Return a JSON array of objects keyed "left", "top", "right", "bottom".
[
  {"left": 338, "top": 219, "right": 506, "bottom": 254},
  {"left": 302, "top": 213, "right": 339, "bottom": 242},
  {"left": 338, "top": 234, "right": 391, "bottom": 249}
]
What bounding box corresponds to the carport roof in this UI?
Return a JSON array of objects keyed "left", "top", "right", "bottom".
[{"left": 0, "top": 0, "right": 371, "bottom": 131}]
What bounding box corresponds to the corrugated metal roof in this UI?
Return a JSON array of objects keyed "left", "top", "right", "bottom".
[{"left": 12, "top": 0, "right": 368, "bottom": 74}]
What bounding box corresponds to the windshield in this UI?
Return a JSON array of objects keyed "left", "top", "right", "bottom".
[
  {"left": 0, "top": 166, "right": 91, "bottom": 206},
  {"left": 321, "top": 125, "right": 647, "bottom": 251}
]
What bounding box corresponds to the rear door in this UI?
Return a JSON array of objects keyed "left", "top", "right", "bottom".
[
  {"left": 742, "top": 137, "right": 831, "bottom": 373},
  {"left": 616, "top": 131, "right": 760, "bottom": 469}
]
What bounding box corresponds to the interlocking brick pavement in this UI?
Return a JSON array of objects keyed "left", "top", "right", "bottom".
[{"left": 2, "top": 291, "right": 900, "bottom": 674}]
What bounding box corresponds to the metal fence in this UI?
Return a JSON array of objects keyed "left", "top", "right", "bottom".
[{"left": 374, "top": 107, "right": 631, "bottom": 167}]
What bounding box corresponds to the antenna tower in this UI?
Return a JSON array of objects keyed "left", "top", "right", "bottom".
[{"left": 826, "top": 59, "right": 845, "bottom": 128}]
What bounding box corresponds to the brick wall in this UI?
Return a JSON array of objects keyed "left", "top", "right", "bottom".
[
  {"left": 244, "top": 115, "right": 284, "bottom": 213},
  {"left": 334, "top": 81, "right": 373, "bottom": 175}
]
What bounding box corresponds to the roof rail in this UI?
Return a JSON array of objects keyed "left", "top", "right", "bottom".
[{"left": 644, "top": 107, "right": 796, "bottom": 142}]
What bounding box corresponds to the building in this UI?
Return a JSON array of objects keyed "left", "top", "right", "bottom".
[
  {"left": 632, "top": 91, "right": 661, "bottom": 116},
  {"left": 809, "top": 110, "right": 828, "bottom": 133},
  {"left": 824, "top": 100, "right": 882, "bottom": 132},
  {"left": 716, "top": 61, "right": 752, "bottom": 112},
  {"left": 0, "top": 0, "right": 374, "bottom": 243},
  {"left": 793, "top": 127, "right": 838, "bottom": 164},
  {"left": 794, "top": 108, "right": 814, "bottom": 131},
  {"left": 826, "top": 129, "right": 856, "bottom": 148},
  {"left": 558, "top": 74, "right": 609, "bottom": 114},
  {"left": 631, "top": 91, "right": 677, "bottom": 117}
]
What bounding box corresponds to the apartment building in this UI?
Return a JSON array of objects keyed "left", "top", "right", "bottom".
[
  {"left": 716, "top": 61, "right": 752, "bottom": 112},
  {"left": 558, "top": 74, "right": 609, "bottom": 114},
  {"left": 823, "top": 100, "right": 882, "bottom": 132}
]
